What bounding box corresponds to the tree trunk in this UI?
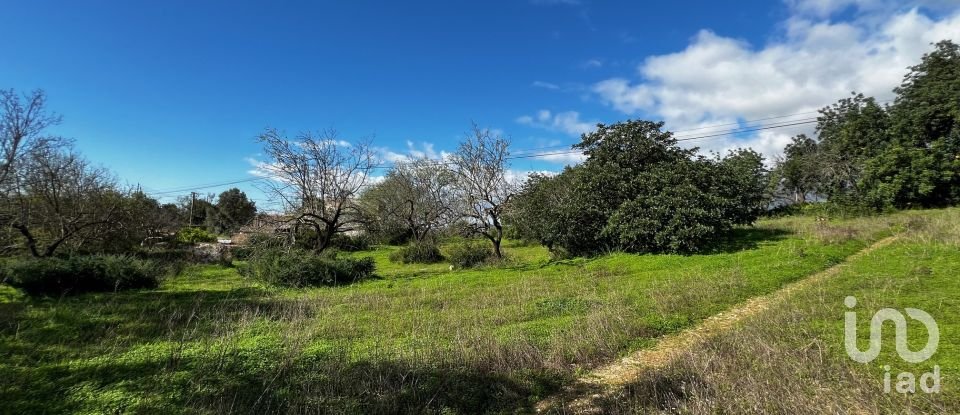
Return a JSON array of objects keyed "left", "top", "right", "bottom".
[
  {"left": 13, "top": 223, "right": 41, "bottom": 258},
  {"left": 317, "top": 223, "right": 336, "bottom": 253},
  {"left": 492, "top": 221, "right": 504, "bottom": 258}
]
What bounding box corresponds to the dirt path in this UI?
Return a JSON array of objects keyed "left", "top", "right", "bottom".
[{"left": 536, "top": 236, "right": 899, "bottom": 414}]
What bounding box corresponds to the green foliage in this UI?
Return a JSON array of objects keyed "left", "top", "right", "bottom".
[
  {"left": 389, "top": 241, "right": 444, "bottom": 264},
  {"left": 176, "top": 227, "right": 217, "bottom": 244},
  {"left": 506, "top": 171, "right": 579, "bottom": 253},
  {"left": 239, "top": 248, "right": 375, "bottom": 287},
  {"left": 2, "top": 255, "right": 162, "bottom": 296},
  {"left": 0, "top": 209, "right": 937, "bottom": 414},
  {"left": 447, "top": 240, "right": 494, "bottom": 268},
  {"left": 514, "top": 120, "right": 767, "bottom": 255},
  {"left": 329, "top": 233, "right": 373, "bottom": 252},
  {"left": 816, "top": 93, "right": 893, "bottom": 200},
  {"left": 860, "top": 40, "right": 960, "bottom": 209},
  {"left": 716, "top": 148, "right": 769, "bottom": 225},
  {"left": 772, "top": 41, "right": 960, "bottom": 212},
  {"left": 209, "top": 188, "right": 257, "bottom": 234},
  {"left": 289, "top": 229, "right": 371, "bottom": 253},
  {"left": 770, "top": 134, "right": 821, "bottom": 205}
]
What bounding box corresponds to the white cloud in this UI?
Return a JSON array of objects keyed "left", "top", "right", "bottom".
[
  {"left": 245, "top": 157, "right": 275, "bottom": 178},
  {"left": 504, "top": 169, "right": 557, "bottom": 185},
  {"left": 531, "top": 149, "right": 587, "bottom": 165},
  {"left": 532, "top": 80, "right": 561, "bottom": 90},
  {"left": 583, "top": 58, "right": 604, "bottom": 68},
  {"left": 591, "top": 6, "right": 960, "bottom": 158},
  {"left": 375, "top": 141, "right": 450, "bottom": 164},
  {"left": 516, "top": 109, "right": 597, "bottom": 136}
]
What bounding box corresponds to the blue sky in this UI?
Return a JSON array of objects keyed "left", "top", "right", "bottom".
[{"left": 1, "top": 0, "right": 958, "bottom": 208}]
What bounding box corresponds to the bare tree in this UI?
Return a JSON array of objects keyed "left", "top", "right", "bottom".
[
  {"left": 449, "top": 124, "right": 516, "bottom": 258},
  {"left": 360, "top": 158, "right": 454, "bottom": 243},
  {"left": 257, "top": 128, "right": 376, "bottom": 253},
  {"left": 10, "top": 145, "right": 123, "bottom": 257},
  {"left": 0, "top": 89, "right": 61, "bottom": 189}
]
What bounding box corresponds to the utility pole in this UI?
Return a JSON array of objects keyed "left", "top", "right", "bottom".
[{"left": 190, "top": 192, "right": 197, "bottom": 227}]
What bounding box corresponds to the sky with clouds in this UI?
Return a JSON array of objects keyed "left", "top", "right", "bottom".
[{"left": 1, "top": 0, "right": 958, "bottom": 208}]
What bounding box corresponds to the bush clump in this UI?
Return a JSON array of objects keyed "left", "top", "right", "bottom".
[
  {"left": 447, "top": 241, "right": 493, "bottom": 268},
  {"left": 389, "top": 241, "right": 444, "bottom": 264},
  {"left": 176, "top": 227, "right": 218, "bottom": 244},
  {"left": 508, "top": 120, "right": 768, "bottom": 255},
  {"left": 2, "top": 255, "right": 162, "bottom": 296},
  {"left": 239, "top": 248, "right": 375, "bottom": 287},
  {"left": 329, "top": 233, "right": 373, "bottom": 252}
]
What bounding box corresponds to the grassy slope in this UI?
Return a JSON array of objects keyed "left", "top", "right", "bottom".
[
  {"left": 0, "top": 211, "right": 932, "bottom": 414},
  {"left": 600, "top": 208, "right": 960, "bottom": 414}
]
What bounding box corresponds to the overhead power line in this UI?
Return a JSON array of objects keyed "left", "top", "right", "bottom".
[
  {"left": 149, "top": 176, "right": 266, "bottom": 195},
  {"left": 141, "top": 106, "right": 841, "bottom": 198}
]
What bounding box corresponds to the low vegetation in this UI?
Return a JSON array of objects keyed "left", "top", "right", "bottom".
[
  {"left": 2, "top": 210, "right": 943, "bottom": 413},
  {"left": 594, "top": 209, "right": 960, "bottom": 414},
  {"left": 1, "top": 255, "right": 162, "bottom": 296},
  {"left": 446, "top": 239, "right": 496, "bottom": 268},
  {"left": 0, "top": 37, "right": 958, "bottom": 415},
  {"left": 239, "top": 248, "right": 376, "bottom": 287},
  {"left": 388, "top": 241, "right": 445, "bottom": 264}
]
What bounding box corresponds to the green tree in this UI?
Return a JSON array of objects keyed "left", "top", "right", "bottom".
[
  {"left": 506, "top": 170, "right": 577, "bottom": 253},
  {"left": 771, "top": 134, "right": 820, "bottom": 205},
  {"left": 520, "top": 120, "right": 766, "bottom": 256},
  {"left": 861, "top": 40, "right": 960, "bottom": 208},
  {"left": 716, "top": 148, "right": 769, "bottom": 224},
  {"left": 210, "top": 188, "right": 257, "bottom": 234},
  {"left": 815, "top": 93, "right": 891, "bottom": 202}
]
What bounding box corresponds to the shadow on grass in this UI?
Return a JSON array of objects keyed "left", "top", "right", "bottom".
[
  {"left": 703, "top": 227, "right": 793, "bottom": 254},
  {"left": 1, "top": 283, "right": 569, "bottom": 414},
  {"left": 583, "top": 368, "right": 707, "bottom": 414},
  {"left": 2, "top": 338, "right": 565, "bottom": 414},
  {"left": 532, "top": 227, "right": 795, "bottom": 269},
  {"left": 0, "top": 286, "right": 284, "bottom": 358}
]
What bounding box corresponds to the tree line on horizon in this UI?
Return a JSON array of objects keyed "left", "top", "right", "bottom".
[{"left": 0, "top": 40, "right": 956, "bottom": 263}]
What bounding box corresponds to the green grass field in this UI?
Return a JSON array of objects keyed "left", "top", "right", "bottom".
[
  {"left": 598, "top": 208, "right": 960, "bottom": 414},
  {"left": 1, "top": 210, "right": 956, "bottom": 414}
]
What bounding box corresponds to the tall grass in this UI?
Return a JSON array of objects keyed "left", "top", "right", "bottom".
[
  {"left": 594, "top": 208, "right": 960, "bottom": 414},
  {"left": 1, "top": 209, "right": 950, "bottom": 413}
]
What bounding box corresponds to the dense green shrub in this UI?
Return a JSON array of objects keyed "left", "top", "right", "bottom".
[
  {"left": 2, "top": 255, "right": 162, "bottom": 296},
  {"left": 286, "top": 228, "right": 373, "bottom": 252},
  {"left": 510, "top": 120, "right": 768, "bottom": 255},
  {"left": 389, "top": 241, "right": 444, "bottom": 264},
  {"left": 132, "top": 247, "right": 197, "bottom": 276},
  {"left": 239, "top": 248, "right": 375, "bottom": 287},
  {"left": 329, "top": 233, "right": 373, "bottom": 252},
  {"left": 447, "top": 241, "right": 493, "bottom": 268},
  {"left": 176, "top": 227, "right": 218, "bottom": 244}
]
